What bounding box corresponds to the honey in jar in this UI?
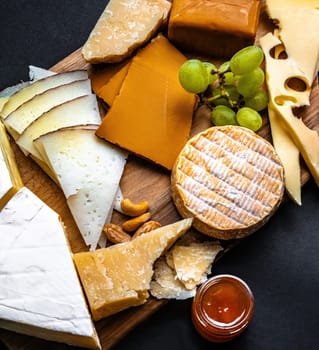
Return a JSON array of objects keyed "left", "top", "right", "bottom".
[{"left": 191, "top": 274, "right": 254, "bottom": 342}]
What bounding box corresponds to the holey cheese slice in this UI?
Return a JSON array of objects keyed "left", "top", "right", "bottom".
[
  {"left": 171, "top": 126, "right": 285, "bottom": 240},
  {"left": 82, "top": 0, "right": 171, "bottom": 63},
  {"left": 34, "top": 125, "right": 127, "bottom": 250},
  {"left": 0, "top": 187, "right": 100, "bottom": 349},
  {"left": 73, "top": 218, "right": 192, "bottom": 320},
  {"left": 0, "top": 122, "right": 23, "bottom": 209}
]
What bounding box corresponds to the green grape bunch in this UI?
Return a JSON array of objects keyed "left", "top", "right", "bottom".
[{"left": 178, "top": 45, "right": 269, "bottom": 132}]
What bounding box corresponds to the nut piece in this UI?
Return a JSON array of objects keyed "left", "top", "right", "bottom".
[
  {"left": 103, "top": 223, "right": 132, "bottom": 244},
  {"left": 132, "top": 220, "right": 161, "bottom": 239},
  {"left": 122, "top": 212, "right": 152, "bottom": 232},
  {"left": 120, "top": 198, "right": 149, "bottom": 217}
]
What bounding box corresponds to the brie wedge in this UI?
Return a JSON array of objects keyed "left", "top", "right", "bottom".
[{"left": 0, "top": 187, "right": 101, "bottom": 349}]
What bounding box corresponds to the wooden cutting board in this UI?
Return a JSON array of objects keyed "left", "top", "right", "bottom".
[{"left": 1, "top": 6, "right": 319, "bottom": 350}]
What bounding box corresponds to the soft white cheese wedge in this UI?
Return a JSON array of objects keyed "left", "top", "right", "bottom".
[
  {"left": 4, "top": 79, "right": 92, "bottom": 140},
  {"left": 0, "top": 70, "right": 88, "bottom": 120},
  {"left": 34, "top": 125, "right": 128, "bottom": 250},
  {"left": 0, "top": 187, "right": 101, "bottom": 349},
  {"left": 17, "top": 94, "right": 101, "bottom": 160}
]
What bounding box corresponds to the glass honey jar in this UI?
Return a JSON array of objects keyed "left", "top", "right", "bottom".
[{"left": 191, "top": 274, "right": 255, "bottom": 342}]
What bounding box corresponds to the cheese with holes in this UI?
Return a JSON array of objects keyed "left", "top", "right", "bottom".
[
  {"left": 168, "top": 0, "right": 262, "bottom": 58},
  {"left": 34, "top": 125, "right": 127, "bottom": 250},
  {"left": 73, "top": 218, "right": 192, "bottom": 320},
  {"left": 0, "top": 70, "right": 88, "bottom": 121},
  {"left": 171, "top": 125, "right": 285, "bottom": 240},
  {"left": 82, "top": 0, "right": 171, "bottom": 63},
  {"left": 0, "top": 187, "right": 100, "bottom": 349},
  {"left": 4, "top": 79, "right": 92, "bottom": 140},
  {"left": 0, "top": 122, "right": 23, "bottom": 209},
  {"left": 96, "top": 34, "right": 196, "bottom": 170},
  {"left": 17, "top": 95, "right": 101, "bottom": 161}
]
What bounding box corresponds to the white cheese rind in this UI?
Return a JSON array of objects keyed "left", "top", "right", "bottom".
[
  {"left": 0, "top": 144, "right": 12, "bottom": 201},
  {"left": 0, "top": 187, "right": 100, "bottom": 349},
  {"left": 34, "top": 126, "right": 128, "bottom": 250}
]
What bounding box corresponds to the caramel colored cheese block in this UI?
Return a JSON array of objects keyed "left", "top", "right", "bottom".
[
  {"left": 82, "top": 0, "right": 171, "bottom": 63},
  {"left": 73, "top": 218, "right": 192, "bottom": 320},
  {"left": 171, "top": 126, "right": 285, "bottom": 240},
  {"left": 168, "top": 0, "right": 262, "bottom": 58},
  {"left": 96, "top": 34, "right": 196, "bottom": 170}
]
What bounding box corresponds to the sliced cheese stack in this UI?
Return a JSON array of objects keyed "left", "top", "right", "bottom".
[
  {"left": 34, "top": 125, "right": 127, "bottom": 250},
  {"left": 82, "top": 0, "right": 171, "bottom": 63},
  {"left": 73, "top": 218, "right": 193, "bottom": 320},
  {"left": 0, "top": 122, "right": 23, "bottom": 209},
  {"left": 150, "top": 240, "right": 222, "bottom": 299},
  {"left": 96, "top": 34, "right": 196, "bottom": 170},
  {"left": 171, "top": 125, "right": 285, "bottom": 240},
  {"left": 260, "top": 0, "right": 319, "bottom": 204},
  {"left": 0, "top": 187, "right": 100, "bottom": 349}
]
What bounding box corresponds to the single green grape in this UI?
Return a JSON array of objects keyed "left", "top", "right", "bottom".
[
  {"left": 236, "top": 107, "right": 263, "bottom": 131},
  {"left": 178, "top": 59, "right": 210, "bottom": 94},
  {"left": 211, "top": 105, "right": 238, "bottom": 126},
  {"left": 203, "top": 61, "right": 218, "bottom": 84},
  {"left": 230, "top": 46, "right": 264, "bottom": 75},
  {"left": 237, "top": 67, "right": 265, "bottom": 98},
  {"left": 244, "top": 90, "right": 269, "bottom": 111}
]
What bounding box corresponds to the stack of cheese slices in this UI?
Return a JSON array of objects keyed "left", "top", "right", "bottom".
[{"left": 0, "top": 69, "right": 127, "bottom": 251}]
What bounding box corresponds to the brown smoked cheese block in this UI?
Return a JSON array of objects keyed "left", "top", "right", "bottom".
[{"left": 171, "top": 126, "right": 285, "bottom": 240}]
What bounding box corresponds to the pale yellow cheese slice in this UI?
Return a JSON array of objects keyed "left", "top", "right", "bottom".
[{"left": 73, "top": 218, "right": 193, "bottom": 320}]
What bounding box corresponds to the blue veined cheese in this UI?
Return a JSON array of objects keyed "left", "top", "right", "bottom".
[
  {"left": 34, "top": 125, "right": 128, "bottom": 251},
  {"left": 0, "top": 122, "right": 23, "bottom": 209},
  {"left": 0, "top": 187, "right": 101, "bottom": 349}
]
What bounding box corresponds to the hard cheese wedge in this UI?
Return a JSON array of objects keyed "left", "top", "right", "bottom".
[
  {"left": 96, "top": 34, "right": 196, "bottom": 170},
  {"left": 0, "top": 187, "right": 100, "bottom": 349},
  {"left": 34, "top": 125, "right": 127, "bottom": 250},
  {"left": 17, "top": 94, "right": 101, "bottom": 161},
  {"left": 82, "top": 0, "right": 171, "bottom": 63},
  {"left": 0, "top": 122, "right": 23, "bottom": 209},
  {"left": 73, "top": 218, "right": 193, "bottom": 320},
  {"left": 4, "top": 79, "right": 92, "bottom": 140},
  {"left": 0, "top": 70, "right": 88, "bottom": 121}
]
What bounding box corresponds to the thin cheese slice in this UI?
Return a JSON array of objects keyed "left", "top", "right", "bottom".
[
  {"left": 34, "top": 125, "right": 127, "bottom": 250},
  {"left": 0, "top": 187, "right": 100, "bottom": 349},
  {"left": 17, "top": 95, "right": 101, "bottom": 161},
  {"left": 0, "top": 70, "right": 88, "bottom": 120},
  {"left": 82, "top": 0, "right": 171, "bottom": 63},
  {"left": 0, "top": 122, "right": 23, "bottom": 209},
  {"left": 73, "top": 218, "right": 192, "bottom": 320},
  {"left": 172, "top": 125, "right": 285, "bottom": 240},
  {"left": 4, "top": 79, "right": 92, "bottom": 140}
]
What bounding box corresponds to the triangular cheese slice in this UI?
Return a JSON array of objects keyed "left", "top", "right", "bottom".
[
  {"left": 34, "top": 125, "right": 127, "bottom": 250},
  {"left": 0, "top": 187, "right": 100, "bottom": 349}
]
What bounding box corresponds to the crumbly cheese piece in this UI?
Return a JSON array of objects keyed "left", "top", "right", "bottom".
[
  {"left": 17, "top": 94, "right": 101, "bottom": 161},
  {"left": 82, "top": 0, "right": 171, "bottom": 63},
  {"left": 260, "top": 32, "right": 319, "bottom": 189},
  {"left": 34, "top": 125, "right": 127, "bottom": 250},
  {"left": 0, "top": 122, "right": 23, "bottom": 209},
  {"left": 171, "top": 125, "right": 285, "bottom": 240},
  {"left": 96, "top": 34, "right": 196, "bottom": 170},
  {"left": 265, "top": 0, "right": 319, "bottom": 85},
  {"left": 0, "top": 70, "right": 88, "bottom": 121},
  {"left": 0, "top": 187, "right": 100, "bottom": 349},
  {"left": 4, "top": 79, "right": 92, "bottom": 140},
  {"left": 73, "top": 218, "right": 193, "bottom": 320}
]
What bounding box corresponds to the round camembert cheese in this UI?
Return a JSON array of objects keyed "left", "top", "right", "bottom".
[{"left": 171, "top": 125, "right": 285, "bottom": 240}]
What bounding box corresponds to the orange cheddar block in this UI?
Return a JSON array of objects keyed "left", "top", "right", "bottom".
[
  {"left": 96, "top": 35, "right": 196, "bottom": 170},
  {"left": 168, "top": 0, "right": 262, "bottom": 58}
]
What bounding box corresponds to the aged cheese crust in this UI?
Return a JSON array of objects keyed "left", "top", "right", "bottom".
[
  {"left": 171, "top": 126, "right": 285, "bottom": 240},
  {"left": 82, "top": 0, "right": 171, "bottom": 63}
]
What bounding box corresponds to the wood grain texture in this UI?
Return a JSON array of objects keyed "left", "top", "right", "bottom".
[{"left": 1, "top": 6, "right": 319, "bottom": 350}]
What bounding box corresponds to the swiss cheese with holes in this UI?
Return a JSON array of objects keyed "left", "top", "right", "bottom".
[{"left": 171, "top": 126, "right": 285, "bottom": 240}]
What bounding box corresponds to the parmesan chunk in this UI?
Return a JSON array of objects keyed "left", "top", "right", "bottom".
[{"left": 82, "top": 0, "right": 171, "bottom": 63}]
